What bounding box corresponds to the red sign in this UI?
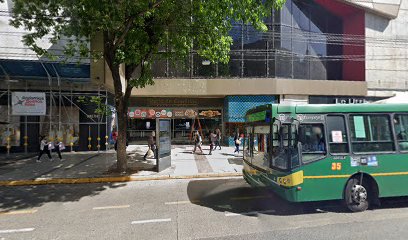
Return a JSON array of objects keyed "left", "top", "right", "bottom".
[{"left": 128, "top": 108, "right": 172, "bottom": 119}]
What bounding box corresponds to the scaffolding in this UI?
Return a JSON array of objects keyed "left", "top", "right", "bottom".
[{"left": 0, "top": 59, "right": 110, "bottom": 156}]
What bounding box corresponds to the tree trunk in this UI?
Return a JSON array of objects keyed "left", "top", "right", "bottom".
[
  {"left": 116, "top": 103, "right": 128, "bottom": 172},
  {"left": 110, "top": 66, "right": 128, "bottom": 172}
]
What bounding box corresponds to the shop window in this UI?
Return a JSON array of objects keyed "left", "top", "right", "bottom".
[
  {"left": 298, "top": 124, "right": 326, "bottom": 163},
  {"left": 225, "top": 122, "right": 245, "bottom": 138},
  {"left": 394, "top": 114, "right": 408, "bottom": 151},
  {"left": 349, "top": 115, "right": 394, "bottom": 153},
  {"left": 327, "top": 115, "right": 349, "bottom": 154}
]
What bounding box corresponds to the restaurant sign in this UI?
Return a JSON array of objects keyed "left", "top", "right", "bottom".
[
  {"left": 128, "top": 108, "right": 222, "bottom": 119},
  {"left": 128, "top": 108, "right": 173, "bottom": 119}
]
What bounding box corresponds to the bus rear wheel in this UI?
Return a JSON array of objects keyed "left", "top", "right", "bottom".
[{"left": 344, "top": 177, "right": 369, "bottom": 212}]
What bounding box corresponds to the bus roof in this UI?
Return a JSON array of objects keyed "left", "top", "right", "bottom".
[{"left": 278, "top": 103, "right": 408, "bottom": 114}]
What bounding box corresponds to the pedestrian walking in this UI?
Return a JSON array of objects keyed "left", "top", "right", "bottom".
[
  {"left": 192, "top": 131, "right": 203, "bottom": 154},
  {"left": 144, "top": 131, "right": 156, "bottom": 160},
  {"left": 37, "top": 136, "right": 52, "bottom": 162},
  {"left": 54, "top": 140, "right": 65, "bottom": 160},
  {"left": 112, "top": 128, "right": 118, "bottom": 149},
  {"left": 209, "top": 130, "right": 217, "bottom": 155},
  {"left": 234, "top": 132, "right": 242, "bottom": 154},
  {"left": 214, "top": 128, "right": 222, "bottom": 150}
]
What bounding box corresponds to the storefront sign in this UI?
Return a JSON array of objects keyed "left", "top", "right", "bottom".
[
  {"left": 198, "top": 110, "right": 222, "bottom": 118},
  {"left": 128, "top": 108, "right": 223, "bottom": 119},
  {"left": 12, "top": 92, "right": 46, "bottom": 116},
  {"left": 173, "top": 109, "right": 198, "bottom": 118},
  {"left": 128, "top": 108, "right": 172, "bottom": 119},
  {"left": 335, "top": 98, "right": 367, "bottom": 104}
]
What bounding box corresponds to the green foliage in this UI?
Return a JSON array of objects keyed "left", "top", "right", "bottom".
[
  {"left": 10, "top": 0, "right": 286, "bottom": 88},
  {"left": 77, "top": 96, "right": 112, "bottom": 116}
]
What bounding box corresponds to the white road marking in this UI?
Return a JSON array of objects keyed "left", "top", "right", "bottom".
[
  {"left": 165, "top": 200, "right": 199, "bottom": 205},
  {"left": 0, "top": 210, "right": 37, "bottom": 215},
  {"left": 0, "top": 228, "right": 35, "bottom": 234},
  {"left": 93, "top": 205, "right": 130, "bottom": 210},
  {"left": 225, "top": 209, "right": 276, "bottom": 217},
  {"left": 131, "top": 218, "right": 172, "bottom": 224}
]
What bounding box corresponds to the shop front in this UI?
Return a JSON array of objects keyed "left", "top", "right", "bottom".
[
  {"left": 0, "top": 91, "right": 109, "bottom": 153},
  {"left": 223, "top": 95, "right": 278, "bottom": 145},
  {"left": 127, "top": 96, "right": 279, "bottom": 146},
  {"left": 127, "top": 107, "right": 222, "bottom": 144}
]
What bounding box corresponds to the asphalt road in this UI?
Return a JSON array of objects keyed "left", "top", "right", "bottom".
[{"left": 1, "top": 178, "right": 408, "bottom": 240}]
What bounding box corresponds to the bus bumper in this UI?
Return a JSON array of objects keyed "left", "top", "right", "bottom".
[{"left": 243, "top": 169, "right": 300, "bottom": 202}]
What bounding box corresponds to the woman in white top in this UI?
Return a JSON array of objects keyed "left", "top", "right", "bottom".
[{"left": 37, "top": 136, "right": 52, "bottom": 162}]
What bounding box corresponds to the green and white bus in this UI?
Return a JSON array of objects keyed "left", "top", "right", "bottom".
[{"left": 243, "top": 103, "right": 408, "bottom": 212}]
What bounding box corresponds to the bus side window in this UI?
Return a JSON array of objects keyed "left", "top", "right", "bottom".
[
  {"left": 394, "top": 114, "right": 408, "bottom": 151},
  {"left": 327, "top": 115, "right": 349, "bottom": 154},
  {"left": 349, "top": 114, "right": 394, "bottom": 153}
]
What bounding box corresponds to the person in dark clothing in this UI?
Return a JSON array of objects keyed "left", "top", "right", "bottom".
[
  {"left": 209, "top": 130, "right": 217, "bottom": 155},
  {"left": 234, "top": 133, "right": 242, "bottom": 154},
  {"left": 144, "top": 131, "right": 156, "bottom": 160},
  {"left": 214, "top": 128, "right": 222, "bottom": 150},
  {"left": 53, "top": 140, "right": 65, "bottom": 160},
  {"left": 37, "top": 136, "right": 52, "bottom": 162}
]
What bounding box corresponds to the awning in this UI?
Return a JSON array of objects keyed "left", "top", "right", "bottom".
[{"left": 0, "top": 59, "right": 90, "bottom": 82}]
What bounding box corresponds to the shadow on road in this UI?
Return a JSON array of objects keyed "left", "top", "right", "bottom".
[
  {"left": 187, "top": 178, "right": 408, "bottom": 216},
  {"left": 0, "top": 182, "right": 128, "bottom": 212},
  {"left": 186, "top": 178, "right": 370, "bottom": 216}
]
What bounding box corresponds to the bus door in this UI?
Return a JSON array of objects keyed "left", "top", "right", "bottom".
[{"left": 252, "top": 125, "right": 271, "bottom": 170}]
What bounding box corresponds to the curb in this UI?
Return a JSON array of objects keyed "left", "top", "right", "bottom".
[{"left": 0, "top": 172, "right": 243, "bottom": 186}]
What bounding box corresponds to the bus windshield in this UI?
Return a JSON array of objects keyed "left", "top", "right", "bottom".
[{"left": 270, "top": 123, "right": 301, "bottom": 170}]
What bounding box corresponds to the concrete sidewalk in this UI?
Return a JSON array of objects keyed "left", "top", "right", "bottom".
[{"left": 0, "top": 145, "right": 243, "bottom": 185}]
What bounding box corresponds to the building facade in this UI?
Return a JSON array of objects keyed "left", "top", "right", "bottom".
[
  {"left": 94, "top": 0, "right": 407, "bottom": 145},
  {"left": 0, "top": 1, "right": 111, "bottom": 153},
  {"left": 2, "top": 0, "right": 407, "bottom": 149}
]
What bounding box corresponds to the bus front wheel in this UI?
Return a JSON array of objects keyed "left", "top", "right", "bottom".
[{"left": 344, "top": 177, "right": 369, "bottom": 212}]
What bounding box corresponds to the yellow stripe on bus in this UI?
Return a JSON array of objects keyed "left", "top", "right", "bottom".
[
  {"left": 303, "top": 175, "right": 350, "bottom": 179},
  {"left": 304, "top": 171, "right": 408, "bottom": 179},
  {"left": 371, "top": 171, "right": 408, "bottom": 177}
]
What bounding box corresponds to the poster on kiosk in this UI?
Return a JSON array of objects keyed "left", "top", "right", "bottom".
[{"left": 156, "top": 118, "right": 171, "bottom": 172}]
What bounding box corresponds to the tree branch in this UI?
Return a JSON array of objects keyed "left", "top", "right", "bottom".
[{"left": 115, "top": 0, "right": 165, "bottom": 47}]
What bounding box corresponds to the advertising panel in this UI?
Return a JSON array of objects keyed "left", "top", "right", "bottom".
[{"left": 12, "top": 92, "right": 46, "bottom": 116}]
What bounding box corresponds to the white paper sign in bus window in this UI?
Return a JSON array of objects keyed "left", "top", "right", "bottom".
[
  {"left": 331, "top": 131, "right": 343, "bottom": 143},
  {"left": 353, "top": 116, "right": 366, "bottom": 138}
]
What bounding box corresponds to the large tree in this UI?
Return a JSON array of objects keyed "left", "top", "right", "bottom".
[{"left": 10, "top": 0, "right": 285, "bottom": 172}]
